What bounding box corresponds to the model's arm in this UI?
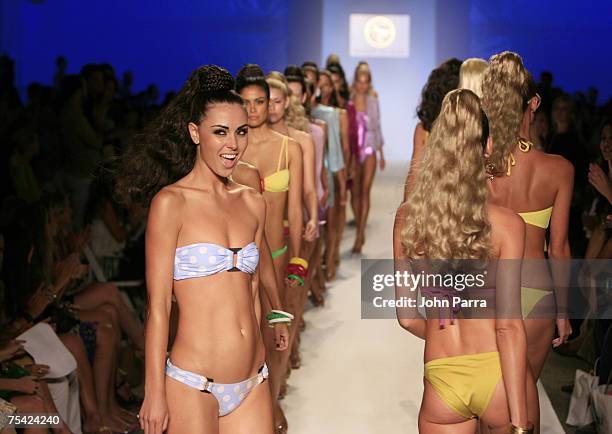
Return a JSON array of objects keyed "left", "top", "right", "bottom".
[
  {"left": 139, "top": 189, "right": 180, "bottom": 434},
  {"left": 393, "top": 203, "right": 426, "bottom": 338},
  {"left": 232, "top": 161, "right": 262, "bottom": 192},
  {"left": 232, "top": 163, "right": 283, "bottom": 311},
  {"left": 403, "top": 123, "right": 427, "bottom": 202},
  {"left": 298, "top": 131, "right": 319, "bottom": 241},
  {"left": 493, "top": 209, "right": 529, "bottom": 429},
  {"left": 250, "top": 192, "right": 266, "bottom": 323},
  {"left": 339, "top": 109, "right": 351, "bottom": 174},
  {"left": 371, "top": 96, "right": 385, "bottom": 170},
  {"left": 320, "top": 121, "right": 330, "bottom": 207},
  {"left": 548, "top": 158, "right": 574, "bottom": 346},
  {"left": 287, "top": 141, "right": 304, "bottom": 259}
]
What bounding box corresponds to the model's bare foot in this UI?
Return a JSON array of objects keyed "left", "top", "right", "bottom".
[{"left": 275, "top": 404, "right": 288, "bottom": 434}]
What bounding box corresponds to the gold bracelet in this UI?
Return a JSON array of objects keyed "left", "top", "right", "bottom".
[{"left": 510, "top": 422, "right": 534, "bottom": 434}]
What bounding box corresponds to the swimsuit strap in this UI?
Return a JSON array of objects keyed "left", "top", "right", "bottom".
[
  {"left": 276, "top": 136, "right": 287, "bottom": 172},
  {"left": 284, "top": 135, "right": 289, "bottom": 170}
]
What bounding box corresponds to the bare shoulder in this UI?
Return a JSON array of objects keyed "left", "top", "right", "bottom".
[
  {"left": 488, "top": 204, "right": 524, "bottom": 238},
  {"left": 531, "top": 149, "right": 574, "bottom": 185},
  {"left": 413, "top": 122, "right": 427, "bottom": 148},
  {"left": 415, "top": 122, "right": 426, "bottom": 136},
  {"left": 232, "top": 161, "right": 261, "bottom": 192},
  {"left": 395, "top": 201, "right": 411, "bottom": 224},
  {"left": 288, "top": 126, "right": 312, "bottom": 144},
  {"left": 150, "top": 185, "right": 185, "bottom": 215},
  {"left": 314, "top": 118, "right": 327, "bottom": 129},
  {"left": 287, "top": 136, "right": 303, "bottom": 157}
]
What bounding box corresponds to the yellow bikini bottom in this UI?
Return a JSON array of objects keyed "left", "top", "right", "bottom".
[
  {"left": 424, "top": 351, "right": 502, "bottom": 419},
  {"left": 521, "top": 286, "right": 553, "bottom": 319}
]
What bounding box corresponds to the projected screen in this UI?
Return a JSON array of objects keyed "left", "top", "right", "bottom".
[{"left": 349, "top": 14, "right": 410, "bottom": 58}]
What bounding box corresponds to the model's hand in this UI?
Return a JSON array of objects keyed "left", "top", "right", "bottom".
[
  {"left": 139, "top": 394, "right": 169, "bottom": 434},
  {"left": 552, "top": 318, "right": 572, "bottom": 348},
  {"left": 303, "top": 219, "right": 318, "bottom": 242},
  {"left": 320, "top": 190, "right": 329, "bottom": 210},
  {"left": 379, "top": 153, "right": 386, "bottom": 171},
  {"left": 274, "top": 323, "right": 289, "bottom": 351}
]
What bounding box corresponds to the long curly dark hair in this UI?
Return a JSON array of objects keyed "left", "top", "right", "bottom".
[
  {"left": 114, "top": 65, "right": 242, "bottom": 206},
  {"left": 416, "top": 58, "right": 462, "bottom": 132}
]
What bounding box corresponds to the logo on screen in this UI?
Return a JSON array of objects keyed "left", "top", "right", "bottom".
[{"left": 364, "top": 16, "right": 396, "bottom": 49}]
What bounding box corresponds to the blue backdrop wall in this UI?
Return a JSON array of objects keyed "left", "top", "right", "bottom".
[{"left": 1, "top": 0, "right": 611, "bottom": 161}]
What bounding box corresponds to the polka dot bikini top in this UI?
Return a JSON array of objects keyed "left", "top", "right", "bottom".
[{"left": 173, "top": 242, "right": 259, "bottom": 280}]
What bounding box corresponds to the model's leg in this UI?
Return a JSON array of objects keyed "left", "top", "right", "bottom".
[
  {"left": 419, "top": 380, "right": 477, "bottom": 434},
  {"left": 219, "top": 380, "right": 273, "bottom": 434},
  {"left": 354, "top": 154, "right": 376, "bottom": 253},
  {"left": 165, "top": 375, "right": 219, "bottom": 434},
  {"left": 524, "top": 318, "right": 553, "bottom": 434},
  {"left": 350, "top": 160, "right": 362, "bottom": 229},
  {"left": 324, "top": 189, "right": 338, "bottom": 281},
  {"left": 333, "top": 170, "right": 347, "bottom": 267}
]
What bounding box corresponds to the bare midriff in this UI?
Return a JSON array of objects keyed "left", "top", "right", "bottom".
[{"left": 170, "top": 272, "right": 265, "bottom": 383}]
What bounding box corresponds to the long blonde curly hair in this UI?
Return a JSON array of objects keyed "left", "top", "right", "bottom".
[
  {"left": 266, "top": 75, "right": 311, "bottom": 132},
  {"left": 401, "top": 89, "right": 491, "bottom": 260},
  {"left": 481, "top": 51, "right": 528, "bottom": 177}
]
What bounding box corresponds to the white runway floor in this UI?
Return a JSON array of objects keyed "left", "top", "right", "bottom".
[{"left": 283, "top": 162, "right": 564, "bottom": 434}]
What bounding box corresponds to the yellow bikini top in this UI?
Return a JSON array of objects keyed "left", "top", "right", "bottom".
[
  {"left": 262, "top": 135, "right": 289, "bottom": 193},
  {"left": 507, "top": 140, "right": 554, "bottom": 229},
  {"left": 518, "top": 206, "right": 553, "bottom": 229}
]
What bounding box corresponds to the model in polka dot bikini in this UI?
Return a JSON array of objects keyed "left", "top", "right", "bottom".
[{"left": 121, "top": 66, "right": 280, "bottom": 434}]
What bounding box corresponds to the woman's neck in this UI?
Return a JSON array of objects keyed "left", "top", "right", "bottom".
[
  {"left": 519, "top": 114, "right": 532, "bottom": 141},
  {"left": 269, "top": 118, "right": 289, "bottom": 135},
  {"left": 189, "top": 155, "right": 227, "bottom": 194},
  {"left": 249, "top": 122, "right": 273, "bottom": 142}
]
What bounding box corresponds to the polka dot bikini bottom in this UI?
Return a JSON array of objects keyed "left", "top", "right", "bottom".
[{"left": 165, "top": 358, "right": 268, "bottom": 416}]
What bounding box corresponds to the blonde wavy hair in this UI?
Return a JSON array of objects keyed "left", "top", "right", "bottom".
[
  {"left": 481, "top": 51, "right": 528, "bottom": 177},
  {"left": 459, "top": 58, "right": 488, "bottom": 98},
  {"left": 401, "top": 89, "right": 491, "bottom": 260},
  {"left": 266, "top": 75, "right": 310, "bottom": 132}
]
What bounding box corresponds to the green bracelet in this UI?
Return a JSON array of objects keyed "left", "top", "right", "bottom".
[
  {"left": 287, "top": 274, "right": 305, "bottom": 286},
  {"left": 266, "top": 310, "right": 294, "bottom": 327}
]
